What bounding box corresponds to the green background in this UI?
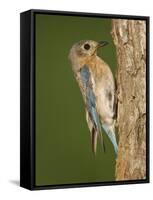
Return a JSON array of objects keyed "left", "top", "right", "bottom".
[{"left": 35, "top": 14, "right": 117, "bottom": 186}]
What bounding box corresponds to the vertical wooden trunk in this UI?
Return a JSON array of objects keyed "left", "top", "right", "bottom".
[{"left": 111, "top": 19, "right": 146, "bottom": 180}]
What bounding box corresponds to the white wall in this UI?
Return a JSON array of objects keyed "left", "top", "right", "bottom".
[{"left": 0, "top": 0, "right": 152, "bottom": 199}]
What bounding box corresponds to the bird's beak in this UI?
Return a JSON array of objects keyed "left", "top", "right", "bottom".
[
  {"left": 97, "top": 41, "right": 109, "bottom": 48},
  {"left": 92, "top": 41, "right": 109, "bottom": 56}
]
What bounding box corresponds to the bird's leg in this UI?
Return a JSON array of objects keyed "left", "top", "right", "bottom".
[
  {"left": 114, "top": 118, "right": 118, "bottom": 129},
  {"left": 116, "top": 89, "right": 123, "bottom": 104},
  {"left": 114, "top": 90, "right": 120, "bottom": 129}
]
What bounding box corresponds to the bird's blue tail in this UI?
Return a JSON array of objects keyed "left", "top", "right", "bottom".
[{"left": 101, "top": 123, "right": 118, "bottom": 157}]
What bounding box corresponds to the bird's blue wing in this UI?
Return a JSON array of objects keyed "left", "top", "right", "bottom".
[
  {"left": 80, "top": 65, "right": 90, "bottom": 87},
  {"left": 80, "top": 65, "right": 100, "bottom": 129},
  {"left": 80, "top": 65, "right": 104, "bottom": 153}
]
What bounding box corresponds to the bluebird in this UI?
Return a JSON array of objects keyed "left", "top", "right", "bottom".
[{"left": 68, "top": 40, "right": 118, "bottom": 156}]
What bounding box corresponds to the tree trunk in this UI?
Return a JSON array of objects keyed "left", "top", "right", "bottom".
[{"left": 111, "top": 19, "right": 146, "bottom": 180}]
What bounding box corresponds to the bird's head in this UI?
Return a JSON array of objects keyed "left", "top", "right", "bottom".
[{"left": 68, "top": 40, "right": 108, "bottom": 63}]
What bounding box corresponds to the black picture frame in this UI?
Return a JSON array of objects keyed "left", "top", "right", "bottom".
[{"left": 20, "top": 9, "right": 150, "bottom": 190}]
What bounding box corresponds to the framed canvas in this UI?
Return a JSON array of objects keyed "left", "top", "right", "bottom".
[{"left": 20, "top": 9, "right": 149, "bottom": 190}]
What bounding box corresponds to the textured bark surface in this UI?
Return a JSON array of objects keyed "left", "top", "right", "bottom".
[{"left": 111, "top": 19, "right": 146, "bottom": 180}]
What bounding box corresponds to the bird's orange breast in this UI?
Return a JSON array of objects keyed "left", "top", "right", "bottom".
[{"left": 86, "top": 56, "right": 107, "bottom": 80}]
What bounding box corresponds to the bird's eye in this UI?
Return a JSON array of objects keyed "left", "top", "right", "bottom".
[{"left": 84, "top": 43, "right": 90, "bottom": 50}]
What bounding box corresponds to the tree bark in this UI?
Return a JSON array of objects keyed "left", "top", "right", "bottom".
[{"left": 111, "top": 19, "right": 146, "bottom": 180}]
